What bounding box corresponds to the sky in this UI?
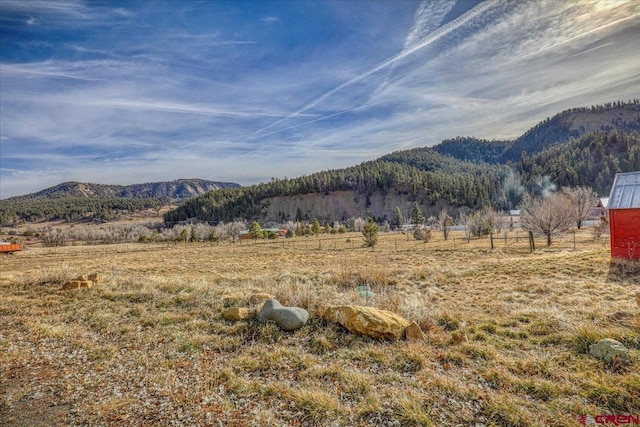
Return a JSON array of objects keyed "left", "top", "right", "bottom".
[{"left": 1, "top": 0, "right": 639, "bottom": 198}]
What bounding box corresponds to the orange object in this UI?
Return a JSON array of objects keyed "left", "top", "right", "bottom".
[{"left": 0, "top": 243, "right": 22, "bottom": 253}]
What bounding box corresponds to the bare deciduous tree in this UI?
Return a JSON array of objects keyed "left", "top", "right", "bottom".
[
  {"left": 519, "top": 192, "right": 574, "bottom": 246},
  {"left": 464, "top": 208, "right": 505, "bottom": 238},
  {"left": 438, "top": 208, "right": 454, "bottom": 241},
  {"left": 562, "top": 186, "right": 597, "bottom": 229}
]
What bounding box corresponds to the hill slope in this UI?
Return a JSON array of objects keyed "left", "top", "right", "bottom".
[
  {"left": 165, "top": 129, "right": 639, "bottom": 225},
  {"left": 11, "top": 179, "right": 240, "bottom": 201},
  {"left": 0, "top": 179, "right": 240, "bottom": 226},
  {"left": 434, "top": 100, "right": 640, "bottom": 163}
]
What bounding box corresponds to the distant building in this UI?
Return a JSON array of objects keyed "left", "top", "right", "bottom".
[
  {"left": 588, "top": 198, "right": 609, "bottom": 220},
  {"left": 509, "top": 210, "right": 520, "bottom": 216},
  {"left": 607, "top": 172, "right": 640, "bottom": 259}
]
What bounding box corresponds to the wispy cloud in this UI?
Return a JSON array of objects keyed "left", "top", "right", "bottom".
[
  {"left": 253, "top": 0, "right": 500, "bottom": 136},
  {"left": 1, "top": 0, "right": 638, "bottom": 198}
]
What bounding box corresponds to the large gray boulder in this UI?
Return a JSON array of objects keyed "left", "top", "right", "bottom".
[{"left": 257, "top": 299, "right": 309, "bottom": 331}]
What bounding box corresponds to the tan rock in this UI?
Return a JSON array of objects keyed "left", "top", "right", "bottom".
[
  {"left": 249, "top": 293, "right": 275, "bottom": 305},
  {"left": 405, "top": 321, "right": 427, "bottom": 342},
  {"left": 222, "top": 307, "right": 253, "bottom": 321},
  {"left": 323, "top": 305, "right": 410, "bottom": 340},
  {"left": 635, "top": 290, "right": 640, "bottom": 308},
  {"left": 451, "top": 332, "right": 468, "bottom": 345},
  {"left": 62, "top": 280, "right": 93, "bottom": 290}
]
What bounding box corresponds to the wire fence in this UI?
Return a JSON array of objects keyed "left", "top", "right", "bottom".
[{"left": 229, "top": 228, "right": 611, "bottom": 255}]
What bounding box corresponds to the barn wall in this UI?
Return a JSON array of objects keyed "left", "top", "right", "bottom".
[{"left": 609, "top": 209, "right": 640, "bottom": 259}]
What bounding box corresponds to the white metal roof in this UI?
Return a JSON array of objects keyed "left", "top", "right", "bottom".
[{"left": 608, "top": 172, "right": 640, "bottom": 209}]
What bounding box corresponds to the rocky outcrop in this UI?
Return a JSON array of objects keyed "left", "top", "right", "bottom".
[
  {"left": 323, "top": 305, "right": 410, "bottom": 340},
  {"left": 257, "top": 299, "right": 309, "bottom": 331},
  {"left": 62, "top": 273, "right": 102, "bottom": 290},
  {"left": 589, "top": 338, "right": 630, "bottom": 363}
]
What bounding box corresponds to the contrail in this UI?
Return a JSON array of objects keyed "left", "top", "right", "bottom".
[
  {"left": 522, "top": 11, "right": 640, "bottom": 59},
  {"left": 253, "top": 0, "right": 499, "bottom": 136}
]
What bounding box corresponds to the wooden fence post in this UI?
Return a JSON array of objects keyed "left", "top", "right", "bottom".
[{"left": 528, "top": 231, "right": 535, "bottom": 252}]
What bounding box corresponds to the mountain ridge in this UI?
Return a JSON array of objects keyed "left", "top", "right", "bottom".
[
  {"left": 5, "top": 178, "right": 240, "bottom": 202},
  {"left": 433, "top": 100, "right": 640, "bottom": 163}
]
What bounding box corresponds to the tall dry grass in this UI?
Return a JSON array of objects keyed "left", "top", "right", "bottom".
[{"left": 1, "top": 229, "right": 638, "bottom": 426}]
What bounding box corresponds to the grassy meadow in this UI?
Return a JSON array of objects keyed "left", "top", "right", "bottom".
[{"left": 1, "top": 229, "right": 639, "bottom": 426}]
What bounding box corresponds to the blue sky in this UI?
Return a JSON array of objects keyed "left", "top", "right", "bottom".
[{"left": 1, "top": 0, "right": 639, "bottom": 198}]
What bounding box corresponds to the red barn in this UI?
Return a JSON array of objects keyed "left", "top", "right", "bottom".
[{"left": 608, "top": 172, "right": 640, "bottom": 259}]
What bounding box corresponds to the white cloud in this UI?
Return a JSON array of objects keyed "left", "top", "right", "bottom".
[{"left": 1, "top": 0, "right": 638, "bottom": 198}]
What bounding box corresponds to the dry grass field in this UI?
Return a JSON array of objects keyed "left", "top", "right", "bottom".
[{"left": 1, "top": 229, "right": 639, "bottom": 426}]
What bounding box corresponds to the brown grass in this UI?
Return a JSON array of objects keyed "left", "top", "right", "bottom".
[{"left": 1, "top": 228, "right": 639, "bottom": 426}]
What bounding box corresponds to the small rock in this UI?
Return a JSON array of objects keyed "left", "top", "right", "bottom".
[
  {"left": 62, "top": 272, "right": 102, "bottom": 290},
  {"left": 451, "top": 332, "right": 468, "bottom": 345},
  {"left": 635, "top": 290, "right": 640, "bottom": 308},
  {"left": 62, "top": 280, "right": 93, "bottom": 290},
  {"left": 405, "top": 321, "right": 427, "bottom": 342},
  {"left": 222, "top": 307, "right": 254, "bottom": 321},
  {"left": 589, "top": 338, "right": 630, "bottom": 363},
  {"left": 323, "top": 305, "right": 410, "bottom": 340},
  {"left": 257, "top": 299, "right": 309, "bottom": 331}
]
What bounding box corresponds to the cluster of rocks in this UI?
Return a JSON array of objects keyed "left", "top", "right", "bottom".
[
  {"left": 222, "top": 294, "right": 444, "bottom": 342},
  {"left": 62, "top": 273, "right": 102, "bottom": 290}
]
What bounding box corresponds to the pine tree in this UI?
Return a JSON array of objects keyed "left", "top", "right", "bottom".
[
  {"left": 249, "top": 221, "right": 263, "bottom": 239},
  {"left": 410, "top": 202, "right": 424, "bottom": 226},
  {"left": 362, "top": 217, "right": 379, "bottom": 248},
  {"left": 312, "top": 218, "right": 322, "bottom": 235},
  {"left": 392, "top": 206, "right": 404, "bottom": 230}
]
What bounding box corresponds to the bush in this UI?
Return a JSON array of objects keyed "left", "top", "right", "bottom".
[{"left": 413, "top": 227, "right": 432, "bottom": 242}]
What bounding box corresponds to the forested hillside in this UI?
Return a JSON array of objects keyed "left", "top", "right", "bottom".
[
  {"left": 165, "top": 128, "right": 639, "bottom": 225},
  {"left": 11, "top": 179, "right": 239, "bottom": 201},
  {"left": 517, "top": 130, "right": 640, "bottom": 195},
  {"left": 164, "top": 159, "right": 514, "bottom": 224},
  {"left": 434, "top": 100, "right": 640, "bottom": 163},
  {"left": 433, "top": 137, "right": 511, "bottom": 163},
  {"left": 0, "top": 197, "right": 167, "bottom": 225},
  {"left": 0, "top": 179, "right": 239, "bottom": 226}
]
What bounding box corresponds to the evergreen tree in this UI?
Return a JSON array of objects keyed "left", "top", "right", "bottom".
[
  {"left": 410, "top": 202, "right": 424, "bottom": 226},
  {"left": 392, "top": 206, "right": 404, "bottom": 230},
  {"left": 249, "top": 221, "right": 263, "bottom": 239},
  {"left": 190, "top": 226, "right": 198, "bottom": 242},
  {"left": 362, "top": 217, "right": 379, "bottom": 248},
  {"left": 312, "top": 218, "right": 322, "bottom": 235}
]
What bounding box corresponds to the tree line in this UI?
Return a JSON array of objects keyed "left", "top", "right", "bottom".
[{"left": 0, "top": 197, "right": 168, "bottom": 226}]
